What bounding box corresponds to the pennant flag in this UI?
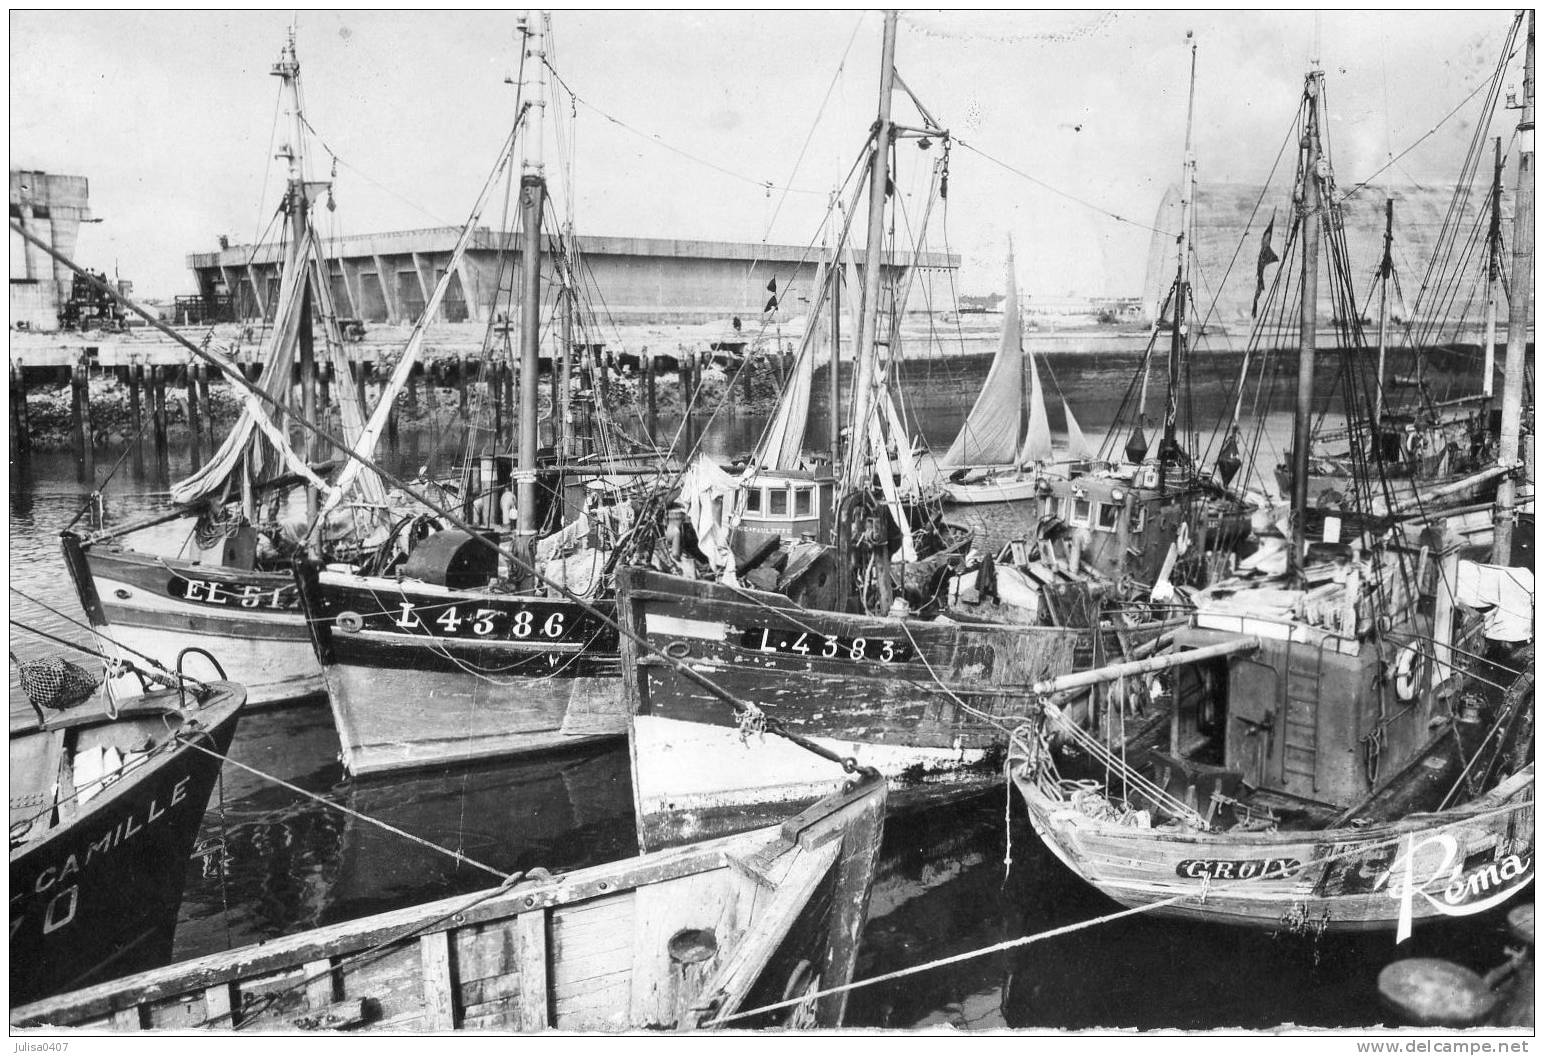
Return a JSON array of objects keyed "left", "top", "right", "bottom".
[
  {"left": 764, "top": 277, "right": 778, "bottom": 313},
  {"left": 1252, "top": 212, "right": 1280, "bottom": 318}
]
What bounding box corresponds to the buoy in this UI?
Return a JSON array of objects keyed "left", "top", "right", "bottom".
[{"left": 1378, "top": 958, "right": 1498, "bottom": 1027}]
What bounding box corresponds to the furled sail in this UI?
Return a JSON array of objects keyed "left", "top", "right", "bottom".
[
  {"left": 1016, "top": 347, "right": 1054, "bottom": 465},
  {"left": 939, "top": 250, "right": 1024, "bottom": 467},
  {"left": 169, "top": 231, "right": 309, "bottom": 506}
]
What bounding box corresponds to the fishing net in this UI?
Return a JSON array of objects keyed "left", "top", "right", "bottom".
[{"left": 17, "top": 656, "right": 101, "bottom": 713}]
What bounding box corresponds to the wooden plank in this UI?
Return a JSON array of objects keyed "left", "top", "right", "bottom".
[
  {"left": 203, "top": 983, "right": 236, "bottom": 1029},
  {"left": 419, "top": 932, "right": 456, "bottom": 1032},
  {"left": 517, "top": 910, "right": 550, "bottom": 1030},
  {"left": 110, "top": 1006, "right": 144, "bottom": 1031},
  {"left": 303, "top": 958, "right": 336, "bottom": 1010},
  {"left": 453, "top": 920, "right": 518, "bottom": 986},
  {"left": 628, "top": 867, "right": 740, "bottom": 1027}
]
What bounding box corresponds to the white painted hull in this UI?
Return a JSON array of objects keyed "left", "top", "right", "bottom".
[
  {"left": 630, "top": 713, "right": 992, "bottom": 851},
  {"left": 940, "top": 475, "right": 1039, "bottom": 505}
]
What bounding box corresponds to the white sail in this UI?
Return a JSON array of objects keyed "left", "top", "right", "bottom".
[
  {"left": 753, "top": 263, "right": 827, "bottom": 471},
  {"left": 1016, "top": 348, "right": 1054, "bottom": 465},
  {"left": 1063, "top": 398, "right": 1094, "bottom": 460},
  {"left": 939, "top": 251, "right": 1024, "bottom": 467}
]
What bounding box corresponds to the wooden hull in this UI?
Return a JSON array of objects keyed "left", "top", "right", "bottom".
[
  {"left": 1009, "top": 750, "right": 1535, "bottom": 933},
  {"left": 940, "top": 473, "right": 1038, "bottom": 505},
  {"left": 10, "top": 684, "right": 245, "bottom": 1004},
  {"left": 61, "top": 533, "right": 322, "bottom": 707},
  {"left": 295, "top": 565, "right": 626, "bottom": 777},
  {"left": 12, "top": 775, "right": 889, "bottom": 1032},
  {"left": 618, "top": 567, "right": 1138, "bottom": 852}
]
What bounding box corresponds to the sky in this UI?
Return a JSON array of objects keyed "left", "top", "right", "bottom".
[{"left": 9, "top": 8, "right": 1525, "bottom": 302}]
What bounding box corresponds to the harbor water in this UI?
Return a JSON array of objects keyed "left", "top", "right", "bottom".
[{"left": 8, "top": 344, "right": 1523, "bottom": 1030}]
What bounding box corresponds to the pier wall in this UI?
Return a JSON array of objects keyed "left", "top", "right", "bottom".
[
  {"left": 187, "top": 227, "right": 959, "bottom": 327},
  {"left": 8, "top": 170, "right": 92, "bottom": 330}
]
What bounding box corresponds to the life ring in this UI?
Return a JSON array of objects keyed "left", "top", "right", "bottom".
[{"left": 1393, "top": 643, "right": 1425, "bottom": 701}]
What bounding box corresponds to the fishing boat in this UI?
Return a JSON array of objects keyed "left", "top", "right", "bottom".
[
  {"left": 292, "top": 15, "right": 676, "bottom": 776},
  {"left": 619, "top": 13, "right": 1187, "bottom": 852},
  {"left": 1275, "top": 11, "right": 1534, "bottom": 519},
  {"left": 11, "top": 770, "right": 887, "bottom": 1032},
  {"left": 940, "top": 36, "right": 1254, "bottom": 610},
  {"left": 10, "top": 656, "right": 244, "bottom": 1004},
  {"left": 1006, "top": 57, "right": 1536, "bottom": 936},
  {"left": 59, "top": 32, "right": 397, "bottom": 708}
]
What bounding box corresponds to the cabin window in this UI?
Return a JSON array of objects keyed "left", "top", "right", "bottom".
[
  {"left": 770, "top": 488, "right": 789, "bottom": 516},
  {"left": 1130, "top": 505, "right": 1146, "bottom": 533},
  {"left": 1072, "top": 497, "right": 1092, "bottom": 525},
  {"left": 794, "top": 487, "right": 813, "bottom": 516},
  {"left": 1096, "top": 502, "right": 1121, "bottom": 531},
  {"left": 1042, "top": 496, "right": 1062, "bottom": 519},
  {"left": 745, "top": 488, "right": 762, "bottom": 514}
]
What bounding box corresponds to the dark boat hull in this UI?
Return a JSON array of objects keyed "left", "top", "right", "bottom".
[
  {"left": 295, "top": 565, "right": 625, "bottom": 776},
  {"left": 9, "top": 685, "right": 244, "bottom": 1004}
]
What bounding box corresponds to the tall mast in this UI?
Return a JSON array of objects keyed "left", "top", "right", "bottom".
[
  {"left": 516, "top": 11, "right": 548, "bottom": 561},
  {"left": 272, "top": 29, "right": 318, "bottom": 536},
  {"left": 842, "top": 10, "right": 898, "bottom": 489},
  {"left": 1161, "top": 31, "right": 1199, "bottom": 489},
  {"left": 828, "top": 189, "right": 843, "bottom": 464},
  {"left": 1372, "top": 198, "right": 1394, "bottom": 422},
  {"left": 1482, "top": 138, "right": 1503, "bottom": 402},
  {"left": 1495, "top": 8, "right": 1534, "bottom": 564},
  {"left": 1290, "top": 67, "right": 1326, "bottom": 579}
]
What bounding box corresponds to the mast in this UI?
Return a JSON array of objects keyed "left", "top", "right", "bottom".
[
  {"left": 1495, "top": 8, "right": 1534, "bottom": 564},
  {"left": 829, "top": 192, "right": 842, "bottom": 465},
  {"left": 517, "top": 11, "right": 547, "bottom": 563},
  {"left": 1160, "top": 31, "right": 1199, "bottom": 489},
  {"left": 1482, "top": 137, "right": 1503, "bottom": 403},
  {"left": 272, "top": 29, "right": 318, "bottom": 536},
  {"left": 1290, "top": 67, "right": 1326, "bottom": 579},
  {"left": 842, "top": 10, "right": 898, "bottom": 490},
  {"left": 1372, "top": 198, "right": 1394, "bottom": 422},
  {"left": 560, "top": 218, "right": 574, "bottom": 460}
]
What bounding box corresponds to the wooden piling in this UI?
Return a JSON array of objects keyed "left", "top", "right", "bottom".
[
  {"left": 355, "top": 362, "right": 368, "bottom": 417},
  {"left": 11, "top": 361, "right": 31, "bottom": 456},
  {"left": 741, "top": 355, "right": 753, "bottom": 402},
  {"left": 406, "top": 366, "right": 420, "bottom": 419},
  {"left": 458, "top": 355, "right": 470, "bottom": 419},
  {"left": 644, "top": 354, "right": 658, "bottom": 442},
  {"left": 71, "top": 355, "right": 94, "bottom": 479},
  {"left": 151, "top": 365, "right": 169, "bottom": 455},
  {"left": 318, "top": 361, "right": 332, "bottom": 415}
]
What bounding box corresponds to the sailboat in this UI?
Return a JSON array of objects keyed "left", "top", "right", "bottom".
[
  {"left": 943, "top": 35, "right": 1255, "bottom": 617},
  {"left": 1007, "top": 53, "right": 1535, "bottom": 935},
  {"left": 618, "top": 11, "right": 1181, "bottom": 852},
  {"left": 60, "top": 32, "right": 395, "bottom": 707},
  {"left": 938, "top": 244, "right": 1096, "bottom": 506}
]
